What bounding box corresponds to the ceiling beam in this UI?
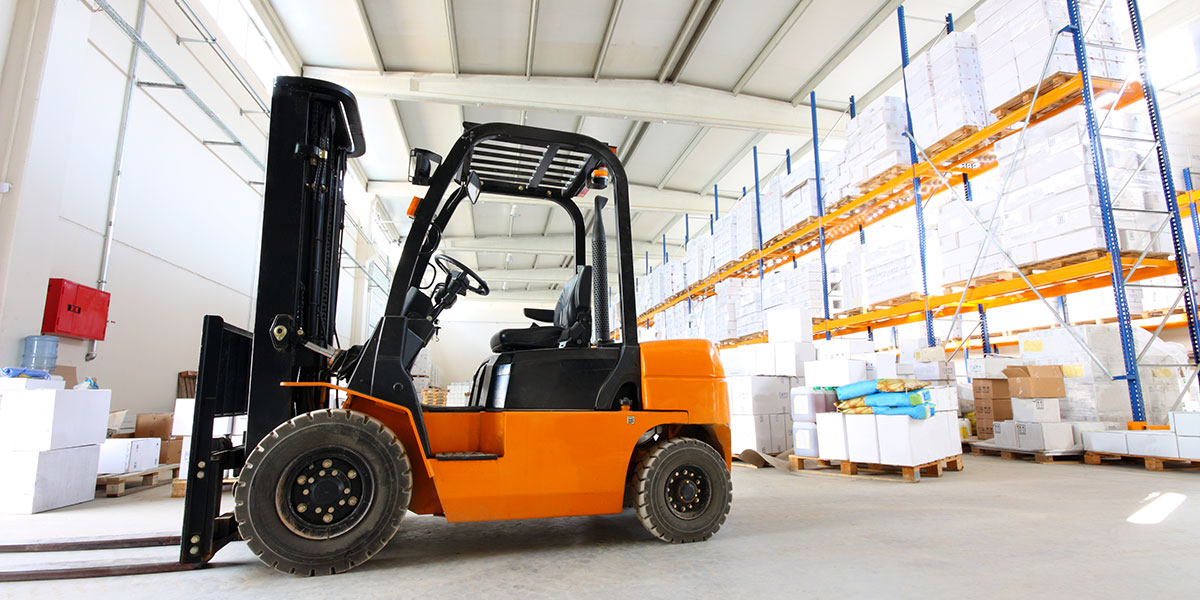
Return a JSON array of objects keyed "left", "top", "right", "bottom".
[
  {"left": 788, "top": 0, "right": 904, "bottom": 106},
  {"left": 444, "top": 0, "right": 460, "bottom": 75},
  {"left": 658, "top": 0, "right": 708, "bottom": 83},
  {"left": 525, "top": 0, "right": 539, "bottom": 79},
  {"left": 476, "top": 267, "right": 619, "bottom": 284},
  {"left": 302, "top": 67, "right": 845, "bottom": 135},
  {"left": 731, "top": 0, "right": 815, "bottom": 96},
  {"left": 443, "top": 235, "right": 679, "bottom": 256},
  {"left": 367, "top": 179, "right": 738, "bottom": 215},
  {"left": 242, "top": 0, "right": 302, "bottom": 75},
  {"left": 667, "top": 0, "right": 723, "bottom": 83},
  {"left": 657, "top": 127, "right": 708, "bottom": 189},
  {"left": 593, "top": 0, "right": 624, "bottom": 80},
  {"left": 352, "top": 0, "right": 384, "bottom": 74}
]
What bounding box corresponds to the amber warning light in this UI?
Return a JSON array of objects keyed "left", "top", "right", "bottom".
[{"left": 406, "top": 196, "right": 421, "bottom": 218}]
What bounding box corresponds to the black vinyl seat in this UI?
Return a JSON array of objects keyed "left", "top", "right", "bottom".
[{"left": 491, "top": 266, "right": 592, "bottom": 352}]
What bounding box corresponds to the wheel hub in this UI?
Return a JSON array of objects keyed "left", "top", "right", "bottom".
[
  {"left": 279, "top": 452, "right": 372, "bottom": 538},
  {"left": 665, "top": 465, "right": 710, "bottom": 520}
]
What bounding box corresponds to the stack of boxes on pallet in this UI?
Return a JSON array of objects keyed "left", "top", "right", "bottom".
[
  {"left": 0, "top": 378, "right": 111, "bottom": 513},
  {"left": 842, "top": 97, "right": 912, "bottom": 193},
  {"left": 906, "top": 31, "right": 990, "bottom": 150},
  {"left": 976, "top": 0, "right": 1128, "bottom": 111},
  {"left": 1084, "top": 412, "right": 1200, "bottom": 460},
  {"left": 1018, "top": 324, "right": 1193, "bottom": 424},
  {"left": 725, "top": 311, "right": 815, "bottom": 454}
]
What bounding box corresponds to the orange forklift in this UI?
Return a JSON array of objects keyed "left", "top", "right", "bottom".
[{"left": 180, "top": 77, "right": 732, "bottom": 576}]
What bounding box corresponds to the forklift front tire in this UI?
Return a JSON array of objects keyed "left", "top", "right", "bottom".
[
  {"left": 234, "top": 409, "right": 412, "bottom": 576},
  {"left": 634, "top": 437, "right": 731, "bottom": 543}
]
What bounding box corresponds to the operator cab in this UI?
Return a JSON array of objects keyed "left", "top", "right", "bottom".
[{"left": 341, "top": 122, "right": 642, "bottom": 436}]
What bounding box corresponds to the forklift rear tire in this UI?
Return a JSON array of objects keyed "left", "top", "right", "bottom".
[
  {"left": 234, "top": 409, "right": 412, "bottom": 576},
  {"left": 634, "top": 437, "right": 731, "bottom": 543}
]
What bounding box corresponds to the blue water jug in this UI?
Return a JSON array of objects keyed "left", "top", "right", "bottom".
[{"left": 21, "top": 335, "right": 59, "bottom": 372}]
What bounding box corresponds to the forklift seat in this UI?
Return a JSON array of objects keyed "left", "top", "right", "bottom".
[{"left": 490, "top": 266, "right": 592, "bottom": 352}]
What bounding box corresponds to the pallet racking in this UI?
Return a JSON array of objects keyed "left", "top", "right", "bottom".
[{"left": 635, "top": 0, "right": 1200, "bottom": 425}]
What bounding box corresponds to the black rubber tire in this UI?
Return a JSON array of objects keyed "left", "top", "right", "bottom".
[
  {"left": 634, "top": 437, "right": 731, "bottom": 543},
  {"left": 234, "top": 409, "right": 412, "bottom": 576}
]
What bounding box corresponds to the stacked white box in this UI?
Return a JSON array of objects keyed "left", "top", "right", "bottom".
[
  {"left": 1018, "top": 325, "right": 1194, "bottom": 424},
  {"left": 0, "top": 386, "right": 110, "bottom": 514},
  {"left": 844, "top": 97, "right": 912, "bottom": 193},
  {"left": 816, "top": 412, "right": 849, "bottom": 461},
  {"left": 98, "top": 438, "right": 161, "bottom": 474},
  {"left": 907, "top": 31, "right": 990, "bottom": 150},
  {"left": 732, "top": 193, "right": 763, "bottom": 260},
  {"left": 728, "top": 376, "right": 794, "bottom": 454},
  {"left": 862, "top": 235, "right": 943, "bottom": 307},
  {"left": 939, "top": 107, "right": 1170, "bottom": 285},
  {"left": 803, "top": 359, "right": 874, "bottom": 387},
  {"left": 976, "top": 0, "right": 1127, "bottom": 112},
  {"left": 758, "top": 177, "right": 785, "bottom": 242},
  {"left": 761, "top": 262, "right": 825, "bottom": 312}
]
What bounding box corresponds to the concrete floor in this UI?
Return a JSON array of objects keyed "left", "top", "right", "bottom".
[{"left": 3, "top": 454, "right": 1200, "bottom": 598}]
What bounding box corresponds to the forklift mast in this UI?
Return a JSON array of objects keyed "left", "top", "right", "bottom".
[{"left": 180, "top": 77, "right": 363, "bottom": 564}]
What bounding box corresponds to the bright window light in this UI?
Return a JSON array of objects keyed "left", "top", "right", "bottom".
[
  {"left": 1127, "top": 492, "right": 1186, "bottom": 525},
  {"left": 1148, "top": 25, "right": 1200, "bottom": 88}
]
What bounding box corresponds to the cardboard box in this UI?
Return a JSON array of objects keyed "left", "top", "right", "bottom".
[
  {"left": 916, "top": 386, "right": 959, "bottom": 413},
  {"left": 791, "top": 387, "right": 835, "bottom": 422},
  {"left": 0, "top": 445, "right": 101, "bottom": 514},
  {"left": 816, "top": 412, "right": 849, "bottom": 461},
  {"left": 1011, "top": 398, "right": 1062, "bottom": 423},
  {"left": 0, "top": 377, "right": 66, "bottom": 391},
  {"left": 1003, "top": 365, "right": 1065, "bottom": 398},
  {"left": 972, "top": 378, "right": 1011, "bottom": 400},
  {"left": 876, "top": 414, "right": 945, "bottom": 467},
  {"left": 913, "top": 361, "right": 955, "bottom": 381},
  {"left": 1125, "top": 431, "right": 1179, "bottom": 458},
  {"left": 1083, "top": 430, "right": 1129, "bottom": 454},
  {"left": 766, "top": 307, "right": 813, "bottom": 342},
  {"left": 976, "top": 417, "right": 995, "bottom": 440},
  {"left": 992, "top": 420, "right": 1018, "bottom": 448},
  {"left": 941, "top": 412, "right": 964, "bottom": 457},
  {"left": 803, "top": 359, "right": 874, "bottom": 388},
  {"left": 1177, "top": 435, "right": 1200, "bottom": 460},
  {"left": 160, "top": 437, "right": 184, "bottom": 465},
  {"left": 966, "top": 355, "right": 1022, "bottom": 379},
  {"left": 98, "top": 438, "right": 161, "bottom": 474},
  {"left": 172, "top": 398, "right": 233, "bottom": 437},
  {"left": 727, "top": 376, "right": 791, "bottom": 415},
  {"left": 769, "top": 414, "right": 789, "bottom": 454},
  {"left": 1068, "top": 421, "right": 1123, "bottom": 447},
  {"left": 134, "top": 413, "right": 174, "bottom": 440},
  {"left": 0, "top": 388, "right": 111, "bottom": 451},
  {"left": 1169, "top": 411, "right": 1200, "bottom": 437},
  {"left": 792, "top": 422, "right": 819, "bottom": 457},
  {"left": 731, "top": 414, "right": 773, "bottom": 454},
  {"left": 975, "top": 397, "right": 1014, "bottom": 420},
  {"left": 915, "top": 346, "right": 947, "bottom": 362},
  {"left": 1016, "top": 422, "right": 1075, "bottom": 451},
  {"left": 774, "top": 342, "right": 817, "bottom": 377},
  {"left": 845, "top": 414, "right": 881, "bottom": 463}
]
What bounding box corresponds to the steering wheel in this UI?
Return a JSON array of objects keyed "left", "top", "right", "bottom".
[{"left": 434, "top": 254, "right": 490, "bottom": 296}]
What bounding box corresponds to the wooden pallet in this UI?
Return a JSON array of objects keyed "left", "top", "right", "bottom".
[
  {"left": 856, "top": 164, "right": 911, "bottom": 195},
  {"left": 968, "top": 443, "right": 1082, "bottom": 464},
  {"left": 787, "top": 455, "right": 963, "bottom": 483},
  {"left": 923, "top": 125, "right": 983, "bottom": 159},
  {"left": 1084, "top": 451, "right": 1200, "bottom": 471},
  {"left": 833, "top": 306, "right": 869, "bottom": 320},
  {"left": 767, "top": 215, "right": 819, "bottom": 247},
  {"left": 170, "top": 476, "right": 238, "bottom": 498},
  {"left": 97, "top": 464, "right": 180, "bottom": 498},
  {"left": 990, "top": 72, "right": 1076, "bottom": 119},
  {"left": 868, "top": 292, "right": 924, "bottom": 310},
  {"left": 942, "top": 249, "right": 1170, "bottom": 291}
]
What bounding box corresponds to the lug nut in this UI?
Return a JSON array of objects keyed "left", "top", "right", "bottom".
[
  {"left": 347, "top": 470, "right": 357, "bottom": 480},
  {"left": 297, "top": 503, "right": 307, "bottom": 513},
  {"left": 322, "top": 513, "right": 333, "bottom": 523},
  {"left": 296, "top": 475, "right": 306, "bottom": 485},
  {"left": 348, "top": 496, "right": 358, "bottom": 506},
  {"left": 322, "top": 459, "right": 333, "bottom": 468}
]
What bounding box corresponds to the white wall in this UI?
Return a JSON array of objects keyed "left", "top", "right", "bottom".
[
  {"left": 426, "top": 299, "right": 554, "bottom": 384},
  {"left": 0, "top": 0, "right": 16, "bottom": 73},
  {"left": 0, "top": 0, "right": 266, "bottom": 415}
]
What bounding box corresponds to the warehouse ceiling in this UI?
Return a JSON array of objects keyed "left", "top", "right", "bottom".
[{"left": 245, "top": 0, "right": 1051, "bottom": 301}]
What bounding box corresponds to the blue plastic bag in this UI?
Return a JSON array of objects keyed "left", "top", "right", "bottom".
[
  {"left": 873, "top": 403, "right": 936, "bottom": 419},
  {"left": 835, "top": 379, "right": 879, "bottom": 401}
]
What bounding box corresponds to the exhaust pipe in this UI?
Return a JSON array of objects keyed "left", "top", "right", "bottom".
[{"left": 593, "top": 196, "right": 611, "bottom": 344}]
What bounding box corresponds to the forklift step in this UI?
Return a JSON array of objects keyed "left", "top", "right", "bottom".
[{"left": 435, "top": 452, "right": 499, "bottom": 461}]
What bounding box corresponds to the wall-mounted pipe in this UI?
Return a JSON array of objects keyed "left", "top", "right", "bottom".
[{"left": 86, "top": 0, "right": 147, "bottom": 362}]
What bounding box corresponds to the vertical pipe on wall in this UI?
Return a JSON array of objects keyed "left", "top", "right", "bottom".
[{"left": 87, "top": 0, "right": 147, "bottom": 362}]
